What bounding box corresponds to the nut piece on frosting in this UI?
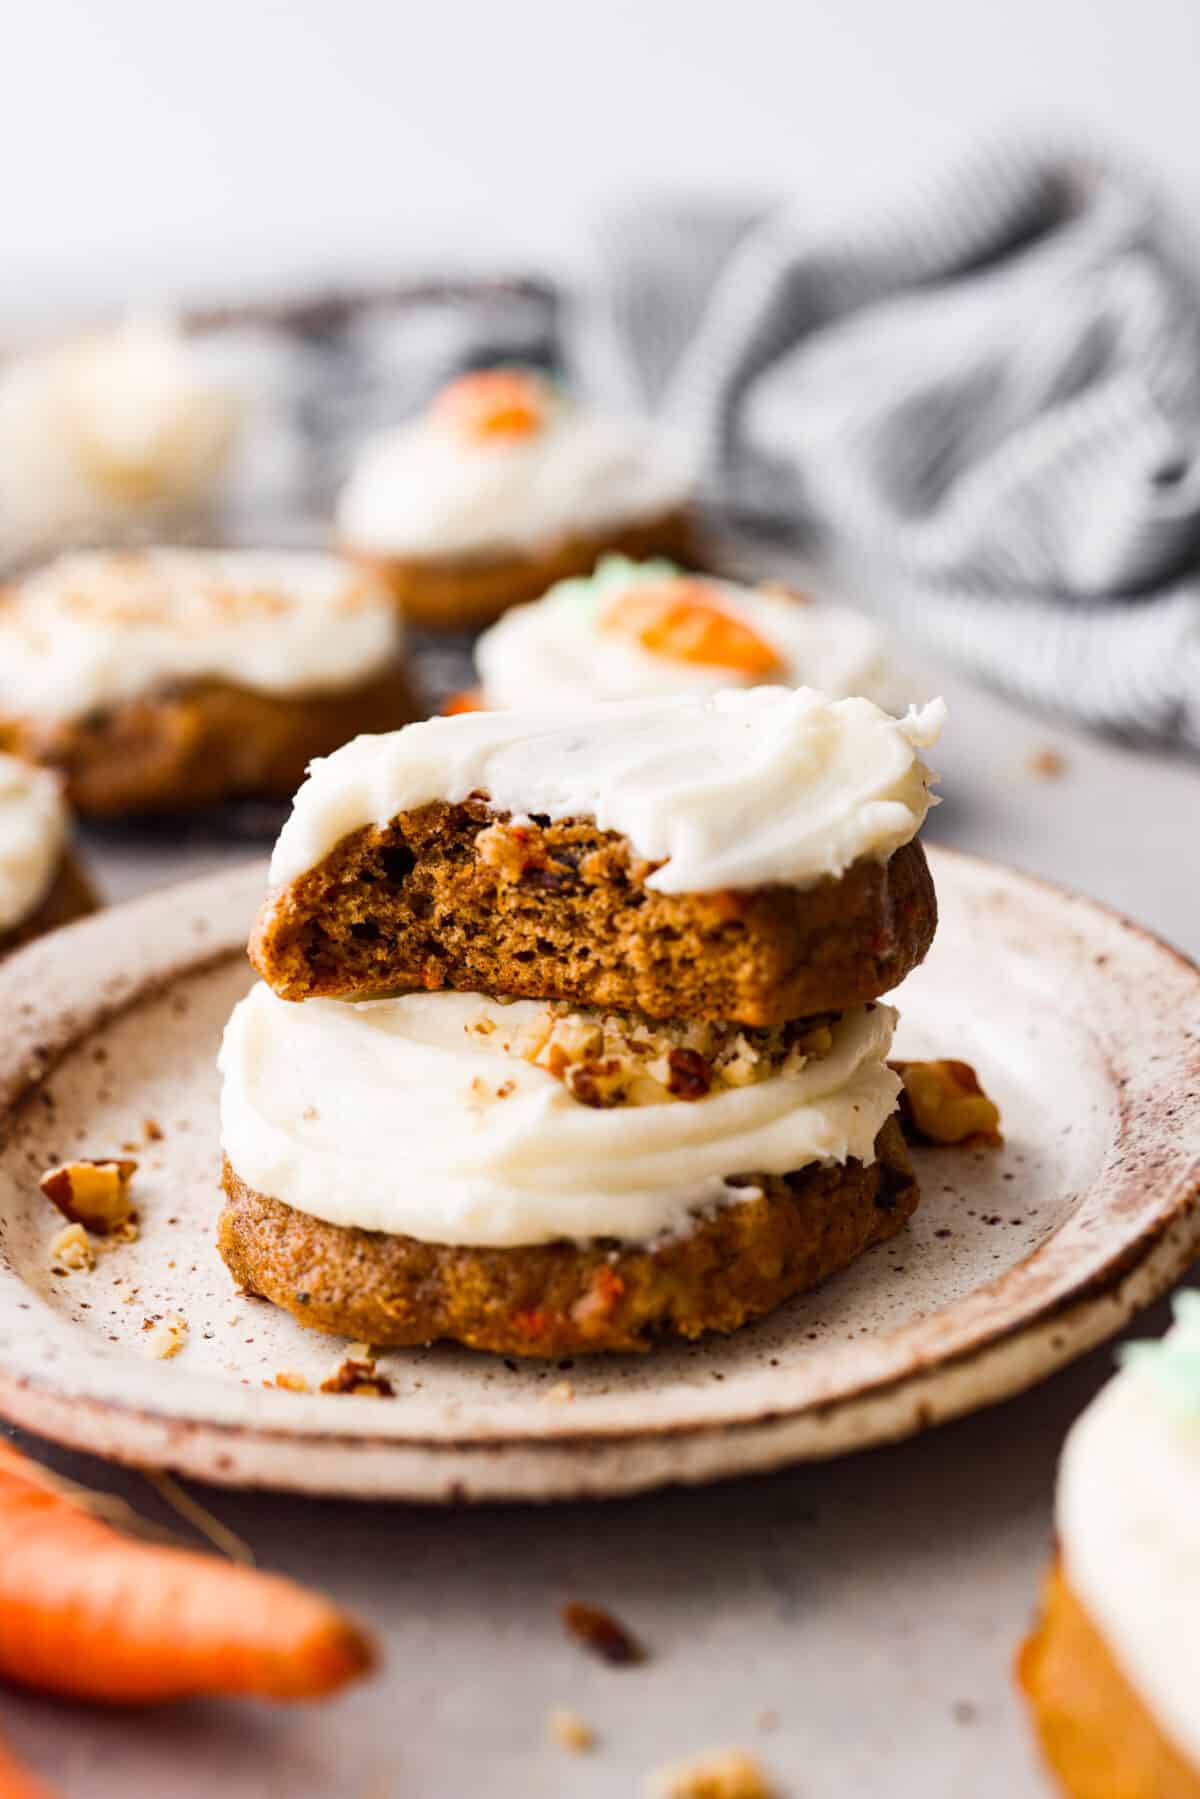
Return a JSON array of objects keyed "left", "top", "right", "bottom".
[
  {"left": 39, "top": 1157, "right": 137, "bottom": 1234},
  {"left": 892, "top": 1059, "right": 1002, "bottom": 1147}
]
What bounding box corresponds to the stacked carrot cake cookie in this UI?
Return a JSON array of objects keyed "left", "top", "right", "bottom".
[
  {"left": 337, "top": 369, "right": 696, "bottom": 630},
  {"left": 1019, "top": 1297, "right": 1200, "bottom": 1796},
  {"left": 0, "top": 548, "right": 415, "bottom": 817},
  {"left": 220, "top": 686, "right": 944, "bottom": 1356}
]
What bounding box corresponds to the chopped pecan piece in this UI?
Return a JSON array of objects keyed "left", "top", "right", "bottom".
[
  {"left": 892, "top": 1059, "right": 1003, "bottom": 1147},
  {"left": 666, "top": 1048, "right": 713, "bottom": 1100},
  {"left": 40, "top": 1157, "right": 137, "bottom": 1234},
  {"left": 320, "top": 1357, "right": 395, "bottom": 1398}
]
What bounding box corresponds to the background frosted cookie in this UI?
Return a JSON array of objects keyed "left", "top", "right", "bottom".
[
  {"left": 250, "top": 688, "right": 943, "bottom": 1019},
  {"left": 0, "top": 548, "right": 416, "bottom": 818},
  {"left": 1019, "top": 1297, "right": 1200, "bottom": 1797},
  {"left": 336, "top": 369, "right": 697, "bottom": 630},
  {"left": 217, "top": 988, "right": 917, "bottom": 1355},
  {"left": 0, "top": 754, "right": 96, "bottom": 955},
  {"left": 472, "top": 556, "right": 894, "bottom": 710}
]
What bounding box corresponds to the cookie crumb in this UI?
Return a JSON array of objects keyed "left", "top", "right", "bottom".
[
  {"left": 646, "top": 1747, "right": 775, "bottom": 1799},
  {"left": 144, "top": 1118, "right": 164, "bottom": 1141},
  {"left": 542, "top": 1380, "right": 575, "bottom": 1404},
  {"left": 49, "top": 1221, "right": 94, "bottom": 1273},
  {"left": 563, "top": 1601, "right": 645, "bottom": 1665},
  {"left": 546, "top": 1708, "right": 595, "bottom": 1753},
  {"left": 145, "top": 1314, "right": 188, "bottom": 1360}
]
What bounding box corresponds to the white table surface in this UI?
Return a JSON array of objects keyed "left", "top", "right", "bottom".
[{"left": 1, "top": 656, "right": 1198, "bottom": 1798}]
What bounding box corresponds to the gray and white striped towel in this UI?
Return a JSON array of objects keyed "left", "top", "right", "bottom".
[{"left": 592, "top": 145, "right": 1200, "bottom": 750}]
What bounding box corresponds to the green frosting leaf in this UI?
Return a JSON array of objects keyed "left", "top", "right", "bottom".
[{"left": 546, "top": 555, "right": 680, "bottom": 623}]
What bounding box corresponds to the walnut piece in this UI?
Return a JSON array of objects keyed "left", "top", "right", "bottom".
[
  {"left": 40, "top": 1157, "right": 137, "bottom": 1234},
  {"left": 646, "top": 1748, "right": 776, "bottom": 1799},
  {"left": 546, "top": 1709, "right": 595, "bottom": 1753},
  {"left": 49, "top": 1221, "right": 94, "bottom": 1273},
  {"left": 892, "top": 1059, "right": 1003, "bottom": 1147}
]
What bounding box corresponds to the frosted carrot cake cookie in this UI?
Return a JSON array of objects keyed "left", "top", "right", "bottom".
[
  {"left": 336, "top": 369, "right": 696, "bottom": 631},
  {"left": 220, "top": 686, "right": 940, "bottom": 1355},
  {"left": 0, "top": 755, "right": 95, "bottom": 955},
  {"left": 1019, "top": 1298, "right": 1200, "bottom": 1797},
  {"left": 0, "top": 548, "right": 416, "bottom": 818},
  {"left": 250, "top": 687, "right": 943, "bottom": 1021},
  {"left": 467, "top": 556, "right": 893, "bottom": 711}
]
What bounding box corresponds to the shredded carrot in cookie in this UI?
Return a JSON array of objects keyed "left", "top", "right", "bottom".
[
  {"left": 432, "top": 369, "right": 546, "bottom": 441},
  {"left": 0, "top": 1440, "right": 374, "bottom": 1703},
  {"left": 602, "top": 579, "right": 781, "bottom": 674}
]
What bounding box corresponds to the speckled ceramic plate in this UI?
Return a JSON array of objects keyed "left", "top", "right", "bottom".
[{"left": 0, "top": 848, "right": 1197, "bottom": 1501}]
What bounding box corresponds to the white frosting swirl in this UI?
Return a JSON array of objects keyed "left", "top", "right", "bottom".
[
  {"left": 0, "top": 314, "right": 239, "bottom": 562},
  {"left": 0, "top": 548, "right": 401, "bottom": 721},
  {"left": 268, "top": 686, "right": 944, "bottom": 895},
  {"left": 476, "top": 558, "right": 893, "bottom": 708},
  {"left": 0, "top": 754, "right": 68, "bottom": 932},
  {"left": 336, "top": 405, "right": 692, "bottom": 558},
  {"left": 1058, "top": 1313, "right": 1200, "bottom": 1769},
  {"left": 219, "top": 987, "right": 899, "bottom": 1246}
]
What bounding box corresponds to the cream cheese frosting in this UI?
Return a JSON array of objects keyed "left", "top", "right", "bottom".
[
  {"left": 0, "top": 754, "right": 68, "bottom": 932},
  {"left": 0, "top": 315, "right": 239, "bottom": 563},
  {"left": 268, "top": 686, "right": 944, "bottom": 894},
  {"left": 1057, "top": 1300, "right": 1200, "bottom": 1769},
  {"left": 0, "top": 548, "right": 402, "bottom": 721},
  {"left": 219, "top": 986, "right": 900, "bottom": 1246},
  {"left": 336, "top": 401, "right": 692, "bottom": 559},
  {"left": 475, "top": 557, "right": 894, "bottom": 709}
]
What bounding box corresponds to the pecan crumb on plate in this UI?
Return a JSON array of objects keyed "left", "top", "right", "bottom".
[
  {"left": 320, "top": 1355, "right": 395, "bottom": 1398},
  {"left": 546, "top": 1708, "right": 595, "bottom": 1753},
  {"left": 39, "top": 1157, "right": 137, "bottom": 1233},
  {"left": 48, "top": 1221, "right": 94, "bottom": 1273},
  {"left": 645, "top": 1747, "right": 776, "bottom": 1799},
  {"left": 562, "top": 1601, "right": 646, "bottom": 1666},
  {"left": 145, "top": 1314, "right": 188, "bottom": 1360},
  {"left": 265, "top": 1371, "right": 310, "bottom": 1393}
]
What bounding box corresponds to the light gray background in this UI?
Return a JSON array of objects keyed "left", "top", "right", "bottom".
[{"left": 4, "top": 0, "right": 1200, "bottom": 323}]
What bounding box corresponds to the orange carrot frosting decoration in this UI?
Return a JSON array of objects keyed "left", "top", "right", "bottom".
[
  {"left": 431, "top": 368, "right": 547, "bottom": 441},
  {"left": 602, "top": 578, "right": 783, "bottom": 676},
  {"left": 0, "top": 1440, "right": 373, "bottom": 1705},
  {"left": 441, "top": 687, "right": 485, "bottom": 716}
]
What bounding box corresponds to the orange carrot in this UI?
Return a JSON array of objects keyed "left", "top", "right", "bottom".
[
  {"left": 0, "top": 1442, "right": 374, "bottom": 1704},
  {"left": 441, "top": 687, "right": 486, "bottom": 715},
  {"left": 431, "top": 368, "right": 545, "bottom": 440},
  {"left": 602, "top": 579, "right": 782, "bottom": 675},
  {"left": 0, "top": 1732, "right": 57, "bottom": 1799}
]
